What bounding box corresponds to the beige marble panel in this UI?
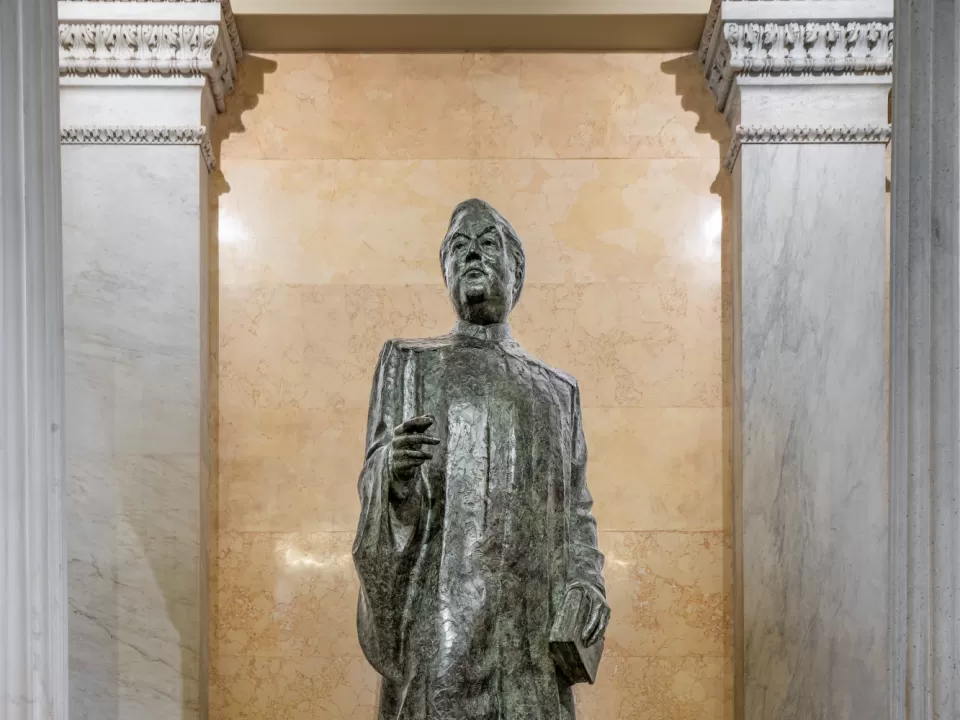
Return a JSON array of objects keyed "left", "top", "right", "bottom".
[
  {"left": 219, "top": 280, "right": 720, "bottom": 416},
  {"left": 226, "top": 54, "right": 479, "bottom": 161},
  {"left": 214, "top": 532, "right": 357, "bottom": 658},
  {"left": 211, "top": 654, "right": 727, "bottom": 720},
  {"left": 601, "top": 531, "right": 728, "bottom": 658},
  {"left": 217, "top": 409, "right": 366, "bottom": 533},
  {"left": 213, "top": 50, "right": 731, "bottom": 720},
  {"left": 218, "top": 283, "right": 456, "bottom": 414},
  {"left": 217, "top": 53, "right": 726, "bottom": 162},
  {"left": 213, "top": 531, "right": 725, "bottom": 659},
  {"left": 575, "top": 655, "right": 728, "bottom": 720},
  {"left": 217, "top": 158, "right": 722, "bottom": 287},
  {"left": 468, "top": 53, "right": 727, "bottom": 160},
  {"left": 212, "top": 530, "right": 728, "bottom": 718},
  {"left": 585, "top": 407, "right": 724, "bottom": 532},
  {"left": 471, "top": 159, "right": 723, "bottom": 285},
  {"left": 210, "top": 655, "right": 378, "bottom": 720},
  {"left": 217, "top": 406, "right": 723, "bottom": 534},
  {"left": 513, "top": 281, "right": 722, "bottom": 408}
]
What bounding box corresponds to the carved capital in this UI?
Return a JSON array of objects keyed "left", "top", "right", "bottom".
[
  {"left": 700, "top": 1, "right": 894, "bottom": 115},
  {"left": 58, "top": 0, "right": 242, "bottom": 114}
]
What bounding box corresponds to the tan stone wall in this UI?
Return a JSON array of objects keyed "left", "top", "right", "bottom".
[{"left": 210, "top": 52, "right": 732, "bottom": 719}]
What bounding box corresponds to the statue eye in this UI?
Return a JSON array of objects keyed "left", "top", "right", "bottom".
[
  {"left": 451, "top": 240, "right": 466, "bottom": 253},
  {"left": 481, "top": 237, "right": 497, "bottom": 249}
]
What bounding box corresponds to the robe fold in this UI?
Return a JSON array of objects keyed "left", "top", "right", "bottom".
[{"left": 353, "top": 322, "right": 605, "bottom": 720}]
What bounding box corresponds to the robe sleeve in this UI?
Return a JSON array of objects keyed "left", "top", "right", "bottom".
[
  {"left": 352, "top": 340, "right": 426, "bottom": 684},
  {"left": 568, "top": 381, "right": 606, "bottom": 596}
]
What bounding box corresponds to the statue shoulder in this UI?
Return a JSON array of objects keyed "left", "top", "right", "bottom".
[
  {"left": 545, "top": 364, "right": 580, "bottom": 396},
  {"left": 507, "top": 344, "right": 580, "bottom": 394},
  {"left": 381, "top": 333, "right": 457, "bottom": 354}
]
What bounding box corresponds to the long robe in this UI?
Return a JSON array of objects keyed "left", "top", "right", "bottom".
[{"left": 353, "top": 321, "right": 605, "bottom": 720}]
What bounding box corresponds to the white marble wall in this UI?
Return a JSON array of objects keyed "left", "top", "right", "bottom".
[
  {"left": 701, "top": 2, "right": 894, "bottom": 717},
  {"left": 62, "top": 145, "right": 209, "bottom": 719},
  {"left": 56, "top": 2, "right": 236, "bottom": 714},
  {"left": 737, "top": 142, "right": 888, "bottom": 718}
]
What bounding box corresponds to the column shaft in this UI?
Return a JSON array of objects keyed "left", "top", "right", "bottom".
[
  {"left": 0, "top": 0, "right": 69, "bottom": 718},
  {"left": 736, "top": 137, "right": 889, "bottom": 718},
  {"left": 890, "top": 2, "right": 960, "bottom": 718}
]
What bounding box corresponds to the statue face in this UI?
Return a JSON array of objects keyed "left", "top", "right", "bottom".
[{"left": 443, "top": 208, "right": 517, "bottom": 325}]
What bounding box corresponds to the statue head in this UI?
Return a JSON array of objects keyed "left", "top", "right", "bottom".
[{"left": 440, "top": 199, "right": 526, "bottom": 326}]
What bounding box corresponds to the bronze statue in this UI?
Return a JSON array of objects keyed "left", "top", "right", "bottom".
[{"left": 353, "top": 199, "right": 609, "bottom": 720}]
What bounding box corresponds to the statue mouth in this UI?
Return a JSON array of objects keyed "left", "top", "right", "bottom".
[{"left": 462, "top": 266, "right": 487, "bottom": 280}]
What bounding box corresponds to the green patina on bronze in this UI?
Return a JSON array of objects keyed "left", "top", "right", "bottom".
[{"left": 354, "top": 199, "right": 609, "bottom": 720}]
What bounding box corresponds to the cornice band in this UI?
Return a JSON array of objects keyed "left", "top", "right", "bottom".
[
  {"left": 700, "top": 1, "right": 894, "bottom": 115},
  {"left": 724, "top": 123, "right": 893, "bottom": 171},
  {"left": 61, "top": 125, "right": 216, "bottom": 172},
  {"left": 58, "top": 1, "right": 241, "bottom": 114},
  {"left": 725, "top": 21, "right": 894, "bottom": 75}
]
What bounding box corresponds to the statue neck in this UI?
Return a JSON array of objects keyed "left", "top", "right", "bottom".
[{"left": 454, "top": 319, "right": 512, "bottom": 343}]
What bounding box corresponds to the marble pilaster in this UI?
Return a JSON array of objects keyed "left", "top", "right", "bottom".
[
  {"left": 57, "top": 2, "right": 240, "bottom": 718},
  {"left": 890, "top": 2, "right": 960, "bottom": 718},
  {"left": 1, "top": 0, "right": 69, "bottom": 718},
  {"left": 701, "top": 2, "right": 892, "bottom": 718}
]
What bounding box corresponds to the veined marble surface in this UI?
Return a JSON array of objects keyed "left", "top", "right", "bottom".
[
  {"left": 737, "top": 143, "right": 888, "bottom": 719},
  {"left": 62, "top": 145, "right": 208, "bottom": 720}
]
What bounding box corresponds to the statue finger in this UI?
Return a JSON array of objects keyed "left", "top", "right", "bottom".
[
  {"left": 586, "top": 606, "right": 611, "bottom": 647},
  {"left": 581, "top": 600, "right": 603, "bottom": 645},
  {"left": 395, "top": 449, "right": 433, "bottom": 461},
  {"left": 393, "top": 433, "right": 441, "bottom": 448},
  {"left": 392, "top": 458, "right": 423, "bottom": 472},
  {"left": 395, "top": 416, "right": 435, "bottom": 435}
]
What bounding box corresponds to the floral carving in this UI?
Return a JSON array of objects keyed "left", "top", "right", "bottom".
[
  {"left": 724, "top": 124, "right": 893, "bottom": 171},
  {"left": 725, "top": 21, "right": 894, "bottom": 74},
  {"left": 58, "top": 1, "right": 241, "bottom": 113},
  {"left": 699, "top": 0, "right": 894, "bottom": 115},
  {"left": 60, "top": 126, "right": 216, "bottom": 172}
]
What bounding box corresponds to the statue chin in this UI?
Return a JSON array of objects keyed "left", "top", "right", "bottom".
[
  {"left": 452, "top": 285, "right": 498, "bottom": 325},
  {"left": 464, "top": 286, "right": 487, "bottom": 303}
]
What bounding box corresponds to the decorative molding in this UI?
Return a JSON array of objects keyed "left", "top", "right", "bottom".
[
  {"left": 724, "top": 123, "right": 892, "bottom": 170},
  {"left": 725, "top": 21, "right": 894, "bottom": 74},
  {"left": 219, "top": 0, "right": 243, "bottom": 61},
  {"left": 58, "top": 1, "right": 242, "bottom": 113},
  {"left": 699, "top": 0, "right": 894, "bottom": 114},
  {"left": 59, "top": 0, "right": 243, "bottom": 59},
  {"left": 60, "top": 125, "right": 216, "bottom": 171},
  {"left": 59, "top": 23, "right": 220, "bottom": 75}
]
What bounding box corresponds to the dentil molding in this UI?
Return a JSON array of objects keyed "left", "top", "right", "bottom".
[
  {"left": 59, "top": 0, "right": 242, "bottom": 114},
  {"left": 61, "top": 125, "right": 216, "bottom": 171},
  {"left": 699, "top": 0, "right": 894, "bottom": 115},
  {"left": 724, "top": 123, "right": 892, "bottom": 171}
]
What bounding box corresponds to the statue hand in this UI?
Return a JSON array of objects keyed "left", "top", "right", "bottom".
[
  {"left": 562, "top": 584, "right": 610, "bottom": 648},
  {"left": 388, "top": 415, "right": 440, "bottom": 500}
]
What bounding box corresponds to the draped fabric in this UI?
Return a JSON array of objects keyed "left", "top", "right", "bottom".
[{"left": 353, "top": 323, "right": 605, "bottom": 720}]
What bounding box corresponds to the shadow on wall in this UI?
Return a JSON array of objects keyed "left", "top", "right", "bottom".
[
  {"left": 206, "top": 52, "right": 277, "bottom": 718},
  {"left": 661, "top": 54, "right": 737, "bottom": 720}
]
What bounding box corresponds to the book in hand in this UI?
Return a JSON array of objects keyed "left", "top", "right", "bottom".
[{"left": 549, "top": 587, "right": 604, "bottom": 685}]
